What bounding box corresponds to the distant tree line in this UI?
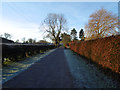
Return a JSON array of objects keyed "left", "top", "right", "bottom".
[
  {"left": 42, "top": 7, "right": 119, "bottom": 46},
  {"left": 0, "top": 33, "right": 51, "bottom": 44},
  {"left": 1, "top": 8, "right": 118, "bottom": 46},
  {"left": 0, "top": 33, "right": 12, "bottom": 40},
  {"left": 20, "top": 38, "right": 50, "bottom": 44}
]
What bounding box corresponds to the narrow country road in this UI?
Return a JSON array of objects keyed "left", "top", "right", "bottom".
[
  {"left": 3, "top": 47, "right": 74, "bottom": 88},
  {"left": 3, "top": 47, "right": 120, "bottom": 88}
]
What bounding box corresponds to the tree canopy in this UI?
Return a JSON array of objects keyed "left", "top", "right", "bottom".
[
  {"left": 79, "top": 29, "right": 85, "bottom": 41},
  {"left": 71, "top": 28, "right": 77, "bottom": 40},
  {"left": 61, "top": 33, "right": 71, "bottom": 46},
  {"left": 0, "top": 33, "right": 12, "bottom": 39},
  {"left": 43, "top": 13, "right": 67, "bottom": 46},
  {"left": 85, "top": 8, "right": 118, "bottom": 40}
]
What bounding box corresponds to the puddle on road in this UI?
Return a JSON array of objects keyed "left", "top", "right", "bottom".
[
  {"left": 2, "top": 49, "right": 56, "bottom": 84},
  {"left": 64, "top": 49, "right": 120, "bottom": 88}
]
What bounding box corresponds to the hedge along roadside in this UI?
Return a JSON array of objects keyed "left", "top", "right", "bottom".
[
  {"left": 2, "top": 44, "right": 56, "bottom": 64},
  {"left": 69, "top": 35, "right": 120, "bottom": 74}
]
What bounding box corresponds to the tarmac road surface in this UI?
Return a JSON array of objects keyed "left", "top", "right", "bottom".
[
  {"left": 2, "top": 47, "right": 120, "bottom": 88},
  {"left": 3, "top": 47, "right": 74, "bottom": 88}
]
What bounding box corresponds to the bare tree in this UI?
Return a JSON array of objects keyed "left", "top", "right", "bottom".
[
  {"left": 15, "top": 39, "right": 19, "bottom": 43},
  {"left": 43, "top": 13, "right": 67, "bottom": 46},
  {"left": 33, "top": 39, "right": 36, "bottom": 44},
  {"left": 22, "top": 37, "right": 26, "bottom": 43},
  {"left": 3, "top": 33, "right": 12, "bottom": 39},
  {"left": 27, "top": 38, "right": 34, "bottom": 44},
  {"left": 26, "top": 38, "right": 36, "bottom": 44},
  {"left": 0, "top": 34, "right": 3, "bottom": 37},
  {"left": 85, "top": 8, "right": 118, "bottom": 40},
  {"left": 37, "top": 40, "right": 49, "bottom": 44}
]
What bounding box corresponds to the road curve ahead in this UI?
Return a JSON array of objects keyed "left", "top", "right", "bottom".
[{"left": 3, "top": 47, "right": 74, "bottom": 88}]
